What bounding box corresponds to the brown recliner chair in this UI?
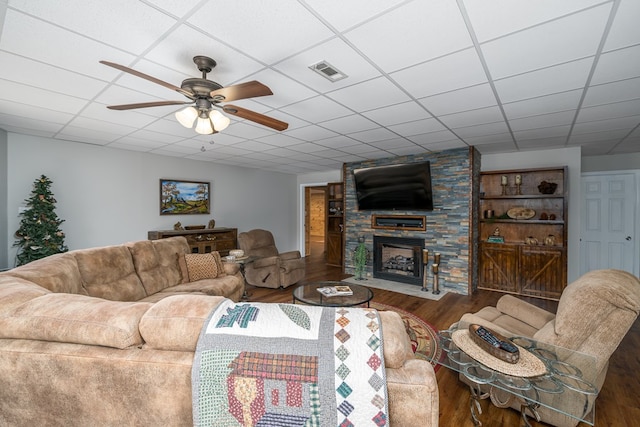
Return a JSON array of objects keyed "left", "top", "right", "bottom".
[
  {"left": 455, "top": 269, "right": 640, "bottom": 427},
  {"left": 237, "top": 229, "right": 306, "bottom": 289}
]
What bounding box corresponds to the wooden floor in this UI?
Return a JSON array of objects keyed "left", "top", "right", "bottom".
[{"left": 247, "top": 242, "right": 640, "bottom": 427}]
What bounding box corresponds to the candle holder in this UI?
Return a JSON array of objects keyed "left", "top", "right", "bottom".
[
  {"left": 432, "top": 263, "right": 440, "bottom": 295},
  {"left": 501, "top": 175, "right": 508, "bottom": 195},
  {"left": 421, "top": 249, "right": 429, "bottom": 292},
  {"left": 515, "top": 174, "right": 522, "bottom": 195}
]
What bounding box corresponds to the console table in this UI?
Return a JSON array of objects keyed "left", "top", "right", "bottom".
[{"left": 148, "top": 228, "right": 237, "bottom": 256}]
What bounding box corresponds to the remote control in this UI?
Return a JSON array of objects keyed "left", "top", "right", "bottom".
[
  {"left": 474, "top": 326, "right": 519, "bottom": 353},
  {"left": 475, "top": 326, "right": 502, "bottom": 347}
]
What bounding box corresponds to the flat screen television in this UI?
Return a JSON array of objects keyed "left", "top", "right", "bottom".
[{"left": 353, "top": 161, "right": 434, "bottom": 211}]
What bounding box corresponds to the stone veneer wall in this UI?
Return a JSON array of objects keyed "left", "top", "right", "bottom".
[{"left": 344, "top": 147, "right": 480, "bottom": 295}]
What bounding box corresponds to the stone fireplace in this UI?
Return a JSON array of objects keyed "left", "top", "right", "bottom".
[
  {"left": 342, "top": 147, "right": 481, "bottom": 296},
  {"left": 373, "top": 235, "right": 425, "bottom": 286}
]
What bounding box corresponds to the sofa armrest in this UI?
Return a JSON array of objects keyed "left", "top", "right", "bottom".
[
  {"left": 387, "top": 359, "right": 438, "bottom": 427},
  {"left": 379, "top": 310, "right": 414, "bottom": 368},
  {"left": 496, "top": 294, "right": 555, "bottom": 330},
  {"left": 278, "top": 250, "right": 301, "bottom": 261},
  {"left": 139, "top": 295, "right": 226, "bottom": 351},
  {"left": 222, "top": 262, "right": 241, "bottom": 275}
]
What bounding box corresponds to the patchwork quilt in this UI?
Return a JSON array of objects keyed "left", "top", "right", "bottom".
[{"left": 192, "top": 299, "right": 388, "bottom": 426}]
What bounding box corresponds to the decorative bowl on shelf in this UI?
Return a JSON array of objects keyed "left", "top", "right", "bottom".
[
  {"left": 538, "top": 181, "right": 558, "bottom": 194},
  {"left": 229, "top": 249, "right": 244, "bottom": 258},
  {"left": 185, "top": 225, "right": 205, "bottom": 230},
  {"left": 507, "top": 207, "right": 536, "bottom": 220}
]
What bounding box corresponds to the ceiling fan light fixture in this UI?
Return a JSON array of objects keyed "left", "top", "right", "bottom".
[
  {"left": 195, "top": 116, "right": 214, "bottom": 134},
  {"left": 209, "top": 110, "right": 231, "bottom": 131},
  {"left": 175, "top": 106, "right": 198, "bottom": 128}
]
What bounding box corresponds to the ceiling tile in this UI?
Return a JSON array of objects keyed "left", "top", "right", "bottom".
[
  {"left": 513, "top": 124, "right": 571, "bottom": 140},
  {"left": 577, "top": 99, "right": 640, "bottom": 123},
  {"left": 318, "top": 114, "right": 378, "bottom": 134},
  {"left": 494, "top": 58, "right": 592, "bottom": 103},
  {"left": 419, "top": 83, "right": 498, "bottom": 116},
  {"left": 388, "top": 118, "right": 447, "bottom": 137},
  {"left": 346, "top": 1, "right": 472, "bottom": 72},
  {"left": 408, "top": 130, "right": 460, "bottom": 145},
  {"left": 0, "top": 80, "right": 88, "bottom": 114},
  {"left": 461, "top": 0, "right": 605, "bottom": 42},
  {"left": 280, "top": 96, "right": 352, "bottom": 123},
  {"left": 583, "top": 77, "right": 640, "bottom": 107},
  {"left": 510, "top": 110, "right": 576, "bottom": 131},
  {"left": 463, "top": 132, "right": 514, "bottom": 145},
  {"left": 315, "top": 136, "right": 361, "bottom": 149},
  {"left": 572, "top": 115, "right": 640, "bottom": 135},
  {"left": 391, "top": 48, "right": 488, "bottom": 99},
  {"left": 480, "top": 4, "right": 610, "bottom": 79},
  {"left": 517, "top": 137, "right": 569, "bottom": 150},
  {"left": 223, "top": 122, "right": 274, "bottom": 140},
  {"left": 0, "top": 10, "right": 136, "bottom": 81},
  {"left": 603, "top": 0, "right": 640, "bottom": 51},
  {"left": 0, "top": 113, "right": 65, "bottom": 133},
  {"left": 439, "top": 106, "right": 504, "bottom": 128},
  {"left": 454, "top": 121, "right": 510, "bottom": 138},
  {"left": 303, "top": 0, "right": 403, "bottom": 31},
  {"left": 326, "top": 77, "right": 410, "bottom": 111},
  {"left": 362, "top": 101, "right": 432, "bottom": 126},
  {"left": 273, "top": 38, "right": 382, "bottom": 92},
  {"left": 188, "top": 1, "right": 333, "bottom": 64},
  {"left": 255, "top": 134, "right": 305, "bottom": 147},
  {"left": 502, "top": 90, "right": 582, "bottom": 119},
  {"left": 0, "top": 99, "right": 74, "bottom": 124},
  {"left": 284, "top": 125, "right": 338, "bottom": 141},
  {"left": 348, "top": 127, "right": 397, "bottom": 143},
  {"left": 591, "top": 45, "right": 640, "bottom": 85}
]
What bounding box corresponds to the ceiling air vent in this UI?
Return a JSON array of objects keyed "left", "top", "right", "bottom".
[{"left": 309, "top": 60, "right": 348, "bottom": 82}]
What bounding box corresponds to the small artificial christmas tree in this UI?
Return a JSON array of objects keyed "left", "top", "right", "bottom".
[{"left": 14, "top": 175, "right": 68, "bottom": 266}]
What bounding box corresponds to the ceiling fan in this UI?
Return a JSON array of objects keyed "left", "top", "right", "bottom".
[{"left": 100, "top": 55, "right": 288, "bottom": 134}]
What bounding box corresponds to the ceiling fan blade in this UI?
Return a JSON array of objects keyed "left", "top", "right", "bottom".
[
  {"left": 106, "top": 100, "right": 192, "bottom": 110},
  {"left": 210, "top": 81, "right": 273, "bottom": 102},
  {"left": 100, "top": 60, "right": 194, "bottom": 99},
  {"left": 223, "top": 105, "right": 288, "bottom": 131}
]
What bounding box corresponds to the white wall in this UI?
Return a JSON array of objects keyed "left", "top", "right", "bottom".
[
  {"left": 0, "top": 129, "right": 7, "bottom": 269},
  {"left": 4, "top": 133, "right": 299, "bottom": 267},
  {"left": 481, "top": 147, "right": 582, "bottom": 283},
  {"left": 582, "top": 152, "right": 640, "bottom": 172}
]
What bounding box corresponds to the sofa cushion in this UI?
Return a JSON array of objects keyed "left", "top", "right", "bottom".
[
  {"left": 127, "top": 240, "right": 183, "bottom": 295},
  {"left": 0, "top": 293, "right": 152, "bottom": 349},
  {"left": 74, "top": 245, "right": 147, "bottom": 301},
  {"left": 0, "top": 277, "right": 50, "bottom": 315},
  {"left": 139, "top": 295, "right": 225, "bottom": 351},
  {"left": 4, "top": 252, "right": 87, "bottom": 295},
  {"left": 180, "top": 253, "right": 225, "bottom": 282}
]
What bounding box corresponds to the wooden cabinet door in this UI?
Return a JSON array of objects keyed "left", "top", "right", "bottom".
[
  {"left": 519, "top": 246, "right": 566, "bottom": 299},
  {"left": 326, "top": 232, "right": 342, "bottom": 266},
  {"left": 479, "top": 243, "right": 518, "bottom": 292}
]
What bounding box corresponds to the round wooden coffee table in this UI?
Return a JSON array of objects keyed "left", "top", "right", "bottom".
[{"left": 292, "top": 281, "right": 373, "bottom": 307}]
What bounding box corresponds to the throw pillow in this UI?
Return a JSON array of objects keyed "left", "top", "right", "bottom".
[{"left": 179, "top": 252, "right": 226, "bottom": 282}]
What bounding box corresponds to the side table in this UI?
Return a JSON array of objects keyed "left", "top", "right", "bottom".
[{"left": 432, "top": 326, "right": 598, "bottom": 426}]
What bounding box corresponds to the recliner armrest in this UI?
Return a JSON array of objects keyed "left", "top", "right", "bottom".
[
  {"left": 496, "top": 294, "right": 555, "bottom": 330},
  {"left": 278, "top": 250, "right": 301, "bottom": 261},
  {"left": 251, "top": 256, "right": 279, "bottom": 269}
]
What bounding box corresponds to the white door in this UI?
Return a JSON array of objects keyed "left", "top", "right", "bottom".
[{"left": 580, "top": 173, "right": 637, "bottom": 275}]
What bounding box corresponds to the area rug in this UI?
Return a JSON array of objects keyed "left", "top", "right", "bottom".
[{"left": 371, "top": 302, "right": 444, "bottom": 372}]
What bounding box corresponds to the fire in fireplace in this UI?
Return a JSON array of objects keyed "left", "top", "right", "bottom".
[{"left": 373, "top": 235, "right": 425, "bottom": 286}]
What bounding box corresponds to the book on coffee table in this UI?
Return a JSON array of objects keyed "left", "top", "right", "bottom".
[{"left": 317, "top": 285, "right": 353, "bottom": 297}]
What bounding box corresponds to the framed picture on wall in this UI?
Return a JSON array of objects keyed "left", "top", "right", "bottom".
[{"left": 159, "top": 179, "right": 210, "bottom": 215}]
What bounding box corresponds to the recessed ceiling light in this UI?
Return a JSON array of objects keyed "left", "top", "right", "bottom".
[{"left": 309, "top": 60, "right": 348, "bottom": 82}]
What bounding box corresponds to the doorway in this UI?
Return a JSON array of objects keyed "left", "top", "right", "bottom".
[
  {"left": 304, "top": 186, "right": 327, "bottom": 258},
  {"left": 580, "top": 172, "right": 638, "bottom": 276}
]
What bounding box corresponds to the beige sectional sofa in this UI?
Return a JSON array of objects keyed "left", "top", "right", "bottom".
[{"left": 0, "top": 237, "right": 439, "bottom": 426}]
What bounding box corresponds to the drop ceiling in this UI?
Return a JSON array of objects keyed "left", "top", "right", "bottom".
[{"left": 0, "top": 0, "right": 639, "bottom": 174}]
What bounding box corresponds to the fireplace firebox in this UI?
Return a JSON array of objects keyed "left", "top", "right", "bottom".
[{"left": 373, "top": 235, "right": 425, "bottom": 286}]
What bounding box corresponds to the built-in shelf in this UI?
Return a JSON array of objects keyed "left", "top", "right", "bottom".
[{"left": 371, "top": 214, "right": 426, "bottom": 231}]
